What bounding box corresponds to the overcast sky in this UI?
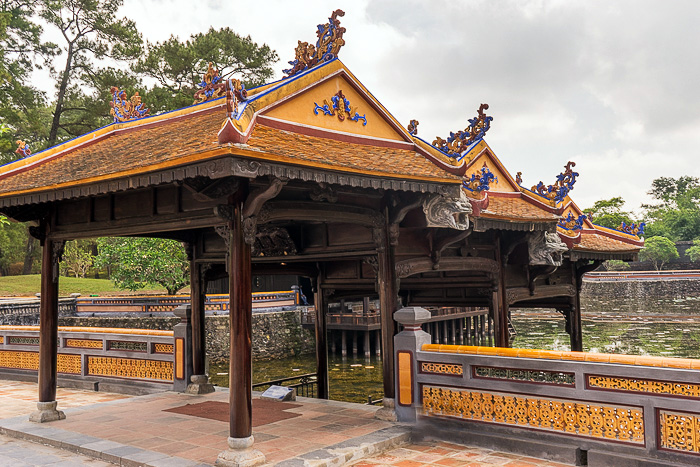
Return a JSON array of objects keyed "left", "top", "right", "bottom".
[{"left": 75, "top": 1, "right": 700, "bottom": 215}]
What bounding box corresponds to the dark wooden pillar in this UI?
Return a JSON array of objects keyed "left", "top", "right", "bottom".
[
  {"left": 228, "top": 200, "right": 253, "bottom": 439},
  {"left": 570, "top": 262, "right": 583, "bottom": 351},
  {"left": 38, "top": 238, "right": 62, "bottom": 403},
  {"left": 376, "top": 220, "right": 397, "bottom": 401},
  {"left": 313, "top": 276, "right": 329, "bottom": 399},
  {"left": 190, "top": 259, "right": 207, "bottom": 377},
  {"left": 495, "top": 235, "right": 509, "bottom": 347}
]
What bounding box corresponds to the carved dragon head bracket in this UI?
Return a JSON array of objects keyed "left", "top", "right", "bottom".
[
  {"left": 527, "top": 230, "right": 569, "bottom": 267},
  {"left": 422, "top": 190, "right": 473, "bottom": 231}
]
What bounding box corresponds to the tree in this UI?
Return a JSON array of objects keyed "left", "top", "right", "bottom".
[
  {"left": 40, "top": 0, "right": 143, "bottom": 146},
  {"left": 639, "top": 236, "right": 679, "bottom": 271},
  {"left": 602, "top": 260, "right": 630, "bottom": 271},
  {"left": 584, "top": 197, "right": 634, "bottom": 230},
  {"left": 643, "top": 177, "right": 700, "bottom": 241},
  {"left": 95, "top": 237, "right": 189, "bottom": 294},
  {"left": 0, "top": 1, "right": 55, "bottom": 164},
  {"left": 686, "top": 240, "right": 700, "bottom": 263},
  {"left": 136, "top": 27, "right": 278, "bottom": 112},
  {"left": 60, "top": 239, "right": 94, "bottom": 277}
]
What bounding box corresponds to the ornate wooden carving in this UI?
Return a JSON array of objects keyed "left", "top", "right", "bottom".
[
  {"left": 250, "top": 225, "right": 297, "bottom": 257},
  {"left": 395, "top": 256, "right": 498, "bottom": 279},
  {"left": 422, "top": 191, "right": 472, "bottom": 230},
  {"left": 431, "top": 229, "right": 473, "bottom": 269},
  {"left": 528, "top": 231, "right": 568, "bottom": 266},
  {"left": 309, "top": 182, "right": 338, "bottom": 203}
]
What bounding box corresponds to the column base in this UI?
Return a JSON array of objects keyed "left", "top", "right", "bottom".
[
  {"left": 216, "top": 436, "right": 265, "bottom": 467},
  {"left": 374, "top": 397, "right": 398, "bottom": 421},
  {"left": 186, "top": 374, "right": 215, "bottom": 395},
  {"left": 29, "top": 401, "right": 65, "bottom": 423}
]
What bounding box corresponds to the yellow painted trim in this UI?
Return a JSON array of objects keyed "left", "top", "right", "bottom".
[
  {"left": 0, "top": 325, "right": 172, "bottom": 336},
  {"left": 398, "top": 351, "right": 413, "bottom": 405},
  {"left": 175, "top": 337, "right": 184, "bottom": 380},
  {"left": 421, "top": 344, "right": 698, "bottom": 369}
]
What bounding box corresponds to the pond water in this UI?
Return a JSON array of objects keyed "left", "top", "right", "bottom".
[{"left": 210, "top": 311, "right": 700, "bottom": 403}]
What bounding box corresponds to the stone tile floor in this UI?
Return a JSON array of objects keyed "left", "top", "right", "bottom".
[
  {"left": 350, "top": 441, "right": 574, "bottom": 467},
  {"left": 0, "top": 433, "right": 112, "bottom": 466},
  {"left": 0, "top": 380, "right": 574, "bottom": 466}
]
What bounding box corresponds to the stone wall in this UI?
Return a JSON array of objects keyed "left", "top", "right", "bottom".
[
  {"left": 581, "top": 278, "right": 700, "bottom": 316},
  {"left": 58, "top": 309, "right": 315, "bottom": 362}
]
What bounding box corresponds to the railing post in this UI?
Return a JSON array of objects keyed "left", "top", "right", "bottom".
[
  {"left": 393, "top": 306, "right": 432, "bottom": 423},
  {"left": 172, "top": 304, "right": 193, "bottom": 392}
]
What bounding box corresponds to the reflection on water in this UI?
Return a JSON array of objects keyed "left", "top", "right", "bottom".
[
  {"left": 210, "top": 311, "right": 700, "bottom": 403},
  {"left": 210, "top": 354, "right": 384, "bottom": 404},
  {"left": 512, "top": 312, "right": 700, "bottom": 358}
]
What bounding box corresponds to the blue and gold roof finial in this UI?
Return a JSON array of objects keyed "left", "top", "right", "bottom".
[
  {"left": 109, "top": 87, "right": 149, "bottom": 123},
  {"left": 433, "top": 104, "right": 493, "bottom": 158},
  {"left": 408, "top": 120, "right": 419, "bottom": 135},
  {"left": 618, "top": 221, "right": 645, "bottom": 237},
  {"left": 531, "top": 161, "right": 578, "bottom": 204},
  {"left": 15, "top": 140, "right": 31, "bottom": 158},
  {"left": 313, "top": 90, "right": 366, "bottom": 125},
  {"left": 463, "top": 162, "right": 498, "bottom": 195},
  {"left": 193, "top": 62, "right": 226, "bottom": 103},
  {"left": 283, "top": 9, "right": 346, "bottom": 78},
  {"left": 558, "top": 212, "right": 586, "bottom": 231}
]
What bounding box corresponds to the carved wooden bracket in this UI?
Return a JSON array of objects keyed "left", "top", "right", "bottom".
[
  {"left": 431, "top": 228, "right": 473, "bottom": 269},
  {"left": 52, "top": 240, "right": 65, "bottom": 281},
  {"left": 243, "top": 178, "right": 287, "bottom": 218},
  {"left": 506, "top": 284, "right": 576, "bottom": 305},
  {"left": 213, "top": 204, "right": 234, "bottom": 222},
  {"left": 396, "top": 256, "right": 499, "bottom": 279},
  {"left": 309, "top": 183, "right": 338, "bottom": 203},
  {"left": 182, "top": 176, "right": 240, "bottom": 201},
  {"left": 528, "top": 264, "right": 557, "bottom": 295},
  {"left": 575, "top": 259, "right": 603, "bottom": 291}
]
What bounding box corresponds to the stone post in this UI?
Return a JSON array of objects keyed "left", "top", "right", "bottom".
[
  {"left": 393, "top": 306, "right": 432, "bottom": 423},
  {"left": 173, "top": 304, "right": 193, "bottom": 393}
]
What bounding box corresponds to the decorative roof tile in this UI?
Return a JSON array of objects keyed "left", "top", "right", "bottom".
[
  {"left": 575, "top": 231, "right": 642, "bottom": 252},
  {"left": 480, "top": 195, "right": 560, "bottom": 222}
]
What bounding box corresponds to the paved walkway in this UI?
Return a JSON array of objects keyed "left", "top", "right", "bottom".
[
  {"left": 0, "top": 433, "right": 112, "bottom": 466},
  {"left": 0, "top": 379, "right": 573, "bottom": 466}
]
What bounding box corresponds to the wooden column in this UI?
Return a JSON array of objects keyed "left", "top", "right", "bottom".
[
  {"left": 190, "top": 260, "right": 207, "bottom": 377},
  {"left": 376, "top": 220, "right": 397, "bottom": 401},
  {"left": 495, "top": 235, "right": 509, "bottom": 347},
  {"left": 228, "top": 200, "right": 253, "bottom": 439},
  {"left": 570, "top": 262, "right": 583, "bottom": 351},
  {"left": 313, "top": 277, "right": 329, "bottom": 399},
  {"left": 38, "top": 238, "right": 61, "bottom": 403}
]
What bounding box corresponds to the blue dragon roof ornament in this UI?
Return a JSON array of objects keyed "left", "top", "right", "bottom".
[
  {"left": 283, "top": 10, "right": 346, "bottom": 78},
  {"left": 433, "top": 104, "right": 493, "bottom": 158},
  {"left": 463, "top": 164, "right": 498, "bottom": 194},
  {"left": 531, "top": 161, "right": 578, "bottom": 204}
]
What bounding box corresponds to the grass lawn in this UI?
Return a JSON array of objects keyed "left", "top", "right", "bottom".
[{"left": 0, "top": 275, "right": 173, "bottom": 297}]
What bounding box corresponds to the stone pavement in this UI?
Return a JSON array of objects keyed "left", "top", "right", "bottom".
[
  {"left": 0, "top": 379, "right": 573, "bottom": 466},
  {"left": 0, "top": 433, "right": 112, "bottom": 466},
  {"left": 350, "top": 441, "right": 575, "bottom": 467}
]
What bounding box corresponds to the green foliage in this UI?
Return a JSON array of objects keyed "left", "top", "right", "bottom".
[
  {"left": 0, "top": 1, "right": 56, "bottom": 164},
  {"left": 584, "top": 197, "right": 634, "bottom": 230},
  {"left": 60, "top": 239, "right": 94, "bottom": 278},
  {"left": 639, "top": 236, "right": 679, "bottom": 271},
  {"left": 0, "top": 220, "right": 31, "bottom": 275},
  {"left": 136, "top": 27, "right": 278, "bottom": 113},
  {"left": 686, "top": 240, "right": 700, "bottom": 263},
  {"left": 95, "top": 237, "right": 189, "bottom": 295},
  {"left": 602, "top": 260, "right": 630, "bottom": 271},
  {"left": 40, "top": 0, "right": 144, "bottom": 146},
  {"left": 643, "top": 177, "right": 700, "bottom": 241}
]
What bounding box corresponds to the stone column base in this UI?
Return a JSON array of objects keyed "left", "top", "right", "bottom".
[
  {"left": 216, "top": 436, "right": 266, "bottom": 467},
  {"left": 374, "top": 397, "right": 398, "bottom": 421},
  {"left": 186, "top": 374, "right": 215, "bottom": 395},
  {"left": 29, "top": 401, "right": 66, "bottom": 423}
]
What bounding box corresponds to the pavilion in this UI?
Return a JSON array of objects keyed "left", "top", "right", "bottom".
[{"left": 0, "top": 10, "right": 643, "bottom": 466}]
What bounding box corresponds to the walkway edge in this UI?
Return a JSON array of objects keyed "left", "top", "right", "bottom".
[
  {"left": 0, "top": 416, "right": 211, "bottom": 467},
  {"left": 276, "top": 425, "right": 411, "bottom": 467}
]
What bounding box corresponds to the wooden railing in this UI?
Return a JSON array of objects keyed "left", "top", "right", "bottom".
[
  {"left": 74, "top": 289, "right": 300, "bottom": 314},
  {"left": 0, "top": 325, "right": 176, "bottom": 389},
  {"left": 252, "top": 373, "right": 318, "bottom": 398},
  {"left": 394, "top": 307, "right": 700, "bottom": 466}
]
